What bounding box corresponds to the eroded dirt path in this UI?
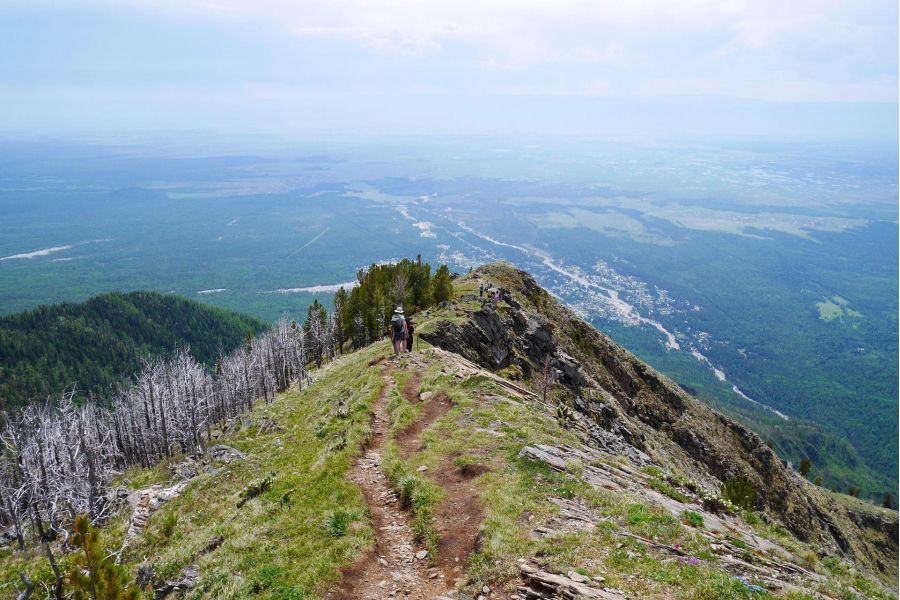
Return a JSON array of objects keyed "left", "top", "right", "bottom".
[
  {"left": 333, "top": 366, "right": 449, "bottom": 599},
  {"left": 395, "top": 385, "right": 486, "bottom": 587},
  {"left": 431, "top": 458, "right": 487, "bottom": 585}
]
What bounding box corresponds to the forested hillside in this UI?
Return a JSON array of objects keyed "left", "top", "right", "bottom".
[{"left": 0, "top": 291, "right": 267, "bottom": 409}]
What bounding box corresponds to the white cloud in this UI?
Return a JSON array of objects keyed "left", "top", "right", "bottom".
[{"left": 64, "top": 0, "right": 895, "bottom": 102}]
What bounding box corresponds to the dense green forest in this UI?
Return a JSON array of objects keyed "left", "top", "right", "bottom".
[{"left": 0, "top": 291, "right": 268, "bottom": 409}]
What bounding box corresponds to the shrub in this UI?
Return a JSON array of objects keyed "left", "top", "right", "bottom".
[
  {"left": 555, "top": 402, "right": 575, "bottom": 427},
  {"left": 695, "top": 486, "right": 737, "bottom": 515},
  {"left": 160, "top": 509, "right": 179, "bottom": 540},
  {"left": 799, "top": 459, "right": 811, "bottom": 477},
  {"left": 324, "top": 509, "right": 356, "bottom": 537},
  {"left": 682, "top": 510, "right": 704, "bottom": 528},
  {"left": 721, "top": 475, "right": 757, "bottom": 510}
]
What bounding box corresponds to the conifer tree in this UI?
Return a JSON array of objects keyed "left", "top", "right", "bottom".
[
  {"left": 432, "top": 265, "right": 452, "bottom": 304},
  {"left": 68, "top": 515, "right": 141, "bottom": 600}
]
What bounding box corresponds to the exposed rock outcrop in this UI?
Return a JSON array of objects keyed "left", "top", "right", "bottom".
[{"left": 124, "top": 482, "right": 188, "bottom": 542}]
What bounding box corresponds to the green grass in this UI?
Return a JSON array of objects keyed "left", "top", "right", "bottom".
[
  {"left": 648, "top": 477, "right": 692, "bottom": 503},
  {"left": 324, "top": 509, "right": 358, "bottom": 538},
  {"left": 816, "top": 298, "right": 844, "bottom": 321}
]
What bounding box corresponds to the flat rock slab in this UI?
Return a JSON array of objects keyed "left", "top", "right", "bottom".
[{"left": 518, "top": 562, "right": 626, "bottom": 599}]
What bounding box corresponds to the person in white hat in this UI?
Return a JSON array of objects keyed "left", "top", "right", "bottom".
[{"left": 389, "top": 306, "right": 409, "bottom": 357}]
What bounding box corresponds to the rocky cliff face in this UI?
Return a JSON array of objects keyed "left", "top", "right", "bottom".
[{"left": 421, "top": 262, "right": 898, "bottom": 582}]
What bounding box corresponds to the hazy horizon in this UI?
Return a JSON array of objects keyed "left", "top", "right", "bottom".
[{"left": 1, "top": 0, "right": 897, "bottom": 139}]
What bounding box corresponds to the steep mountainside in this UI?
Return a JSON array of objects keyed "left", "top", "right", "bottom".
[
  {"left": 0, "top": 291, "right": 267, "bottom": 409},
  {"left": 1, "top": 263, "right": 894, "bottom": 599},
  {"left": 419, "top": 263, "right": 898, "bottom": 582}
]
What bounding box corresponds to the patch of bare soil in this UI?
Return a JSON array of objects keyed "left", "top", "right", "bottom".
[
  {"left": 334, "top": 359, "right": 491, "bottom": 598},
  {"left": 331, "top": 371, "right": 449, "bottom": 600},
  {"left": 432, "top": 459, "right": 489, "bottom": 586},
  {"left": 401, "top": 368, "right": 425, "bottom": 403}
]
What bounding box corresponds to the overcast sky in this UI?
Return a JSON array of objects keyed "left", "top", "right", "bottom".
[{"left": 1, "top": 0, "right": 897, "bottom": 138}]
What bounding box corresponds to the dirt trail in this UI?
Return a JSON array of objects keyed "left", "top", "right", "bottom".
[
  {"left": 332, "top": 368, "right": 449, "bottom": 600},
  {"left": 431, "top": 460, "right": 486, "bottom": 586},
  {"left": 401, "top": 367, "right": 425, "bottom": 405},
  {"left": 394, "top": 378, "right": 486, "bottom": 587}
]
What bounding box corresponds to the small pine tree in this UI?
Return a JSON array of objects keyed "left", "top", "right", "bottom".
[
  {"left": 68, "top": 515, "right": 141, "bottom": 600},
  {"left": 721, "top": 475, "right": 757, "bottom": 510},
  {"left": 883, "top": 493, "right": 893, "bottom": 509},
  {"left": 432, "top": 265, "right": 453, "bottom": 304},
  {"left": 799, "top": 458, "right": 812, "bottom": 477},
  {"left": 814, "top": 475, "right": 822, "bottom": 486}
]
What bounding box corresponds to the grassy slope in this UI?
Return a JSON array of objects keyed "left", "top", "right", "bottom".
[
  {"left": 0, "top": 281, "right": 894, "bottom": 599},
  {"left": 0, "top": 342, "right": 382, "bottom": 598}
]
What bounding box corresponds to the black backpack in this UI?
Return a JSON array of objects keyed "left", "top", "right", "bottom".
[{"left": 391, "top": 314, "right": 405, "bottom": 335}]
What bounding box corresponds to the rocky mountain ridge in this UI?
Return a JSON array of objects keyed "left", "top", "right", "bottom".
[{"left": 419, "top": 262, "right": 897, "bottom": 585}]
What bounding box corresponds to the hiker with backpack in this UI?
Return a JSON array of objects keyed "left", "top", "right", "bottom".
[{"left": 390, "top": 306, "right": 409, "bottom": 357}]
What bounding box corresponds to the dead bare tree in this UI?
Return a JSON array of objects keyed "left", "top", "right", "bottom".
[
  {"left": 393, "top": 267, "right": 409, "bottom": 307},
  {"left": 534, "top": 355, "right": 557, "bottom": 405},
  {"left": 15, "top": 571, "right": 34, "bottom": 600}
]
